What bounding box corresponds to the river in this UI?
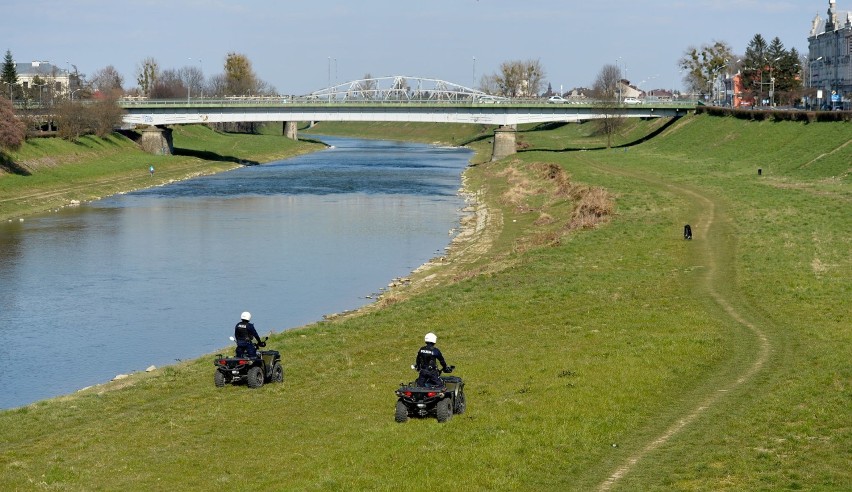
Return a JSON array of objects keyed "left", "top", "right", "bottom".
[{"left": 0, "top": 136, "right": 472, "bottom": 409}]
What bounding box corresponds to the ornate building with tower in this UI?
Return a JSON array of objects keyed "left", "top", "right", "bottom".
[{"left": 808, "top": 0, "right": 852, "bottom": 108}]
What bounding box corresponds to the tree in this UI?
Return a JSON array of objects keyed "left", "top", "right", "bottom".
[
  {"left": 356, "top": 73, "right": 378, "bottom": 99},
  {"left": 0, "top": 96, "right": 26, "bottom": 150},
  {"left": 90, "top": 65, "right": 124, "bottom": 97},
  {"left": 179, "top": 65, "right": 204, "bottom": 99},
  {"left": 150, "top": 69, "right": 186, "bottom": 99},
  {"left": 678, "top": 40, "right": 734, "bottom": 100},
  {"left": 740, "top": 34, "right": 802, "bottom": 106},
  {"left": 591, "top": 64, "right": 625, "bottom": 148},
  {"left": 136, "top": 57, "right": 159, "bottom": 96},
  {"left": 488, "top": 59, "right": 546, "bottom": 98},
  {"left": 592, "top": 64, "right": 622, "bottom": 101},
  {"left": 55, "top": 101, "right": 89, "bottom": 139},
  {"left": 89, "top": 97, "right": 125, "bottom": 137},
  {"left": 2, "top": 49, "right": 18, "bottom": 100},
  {"left": 224, "top": 52, "right": 258, "bottom": 95}
]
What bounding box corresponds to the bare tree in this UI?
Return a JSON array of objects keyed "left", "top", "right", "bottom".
[
  {"left": 355, "top": 73, "right": 378, "bottom": 99},
  {"left": 150, "top": 69, "right": 186, "bottom": 99},
  {"left": 90, "top": 65, "right": 124, "bottom": 97},
  {"left": 206, "top": 73, "right": 227, "bottom": 97},
  {"left": 592, "top": 64, "right": 625, "bottom": 148},
  {"left": 593, "top": 64, "right": 622, "bottom": 101},
  {"left": 55, "top": 101, "right": 89, "bottom": 139},
  {"left": 179, "top": 65, "right": 204, "bottom": 99},
  {"left": 89, "top": 97, "right": 125, "bottom": 137}
]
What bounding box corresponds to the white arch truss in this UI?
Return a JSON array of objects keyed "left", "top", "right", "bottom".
[{"left": 307, "top": 76, "right": 502, "bottom": 102}]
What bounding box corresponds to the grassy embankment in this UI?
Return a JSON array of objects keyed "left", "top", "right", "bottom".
[
  {"left": 0, "top": 125, "right": 325, "bottom": 221},
  {"left": 0, "top": 116, "right": 849, "bottom": 491}
]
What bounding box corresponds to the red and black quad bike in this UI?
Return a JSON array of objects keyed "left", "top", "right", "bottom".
[
  {"left": 395, "top": 366, "right": 466, "bottom": 423},
  {"left": 214, "top": 337, "right": 283, "bottom": 389}
]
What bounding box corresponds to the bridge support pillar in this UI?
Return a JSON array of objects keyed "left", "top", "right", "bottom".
[
  {"left": 283, "top": 121, "right": 298, "bottom": 140},
  {"left": 139, "top": 126, "right": 173, "bottom": 155},
  {"left": 492, "top": 125, "right": 517, "bottom": 161}
]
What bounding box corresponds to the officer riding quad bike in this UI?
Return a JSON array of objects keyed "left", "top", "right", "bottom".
[
  {"left": 395, "top": 365, "right": 466, "bottom": 423},
  {"left": 213, "top": 337, "right": 283, "bottom": 389}
]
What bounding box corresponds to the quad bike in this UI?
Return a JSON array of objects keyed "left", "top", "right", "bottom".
[
  {"left": 395, "top": 365, "right": 466, "bottom": 423},
  {"left": 213, "top": 337, "right": 283, "bottom": 389}
]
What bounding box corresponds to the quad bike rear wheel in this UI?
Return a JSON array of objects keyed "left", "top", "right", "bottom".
[
  {"left": 247, "top": 366, "right": 264, "bottom": 388},
  {"left": 437, "top": 398, "right": 453, "bottom": 423},
  {"left": 395, "top": 400, "right": 409, "bottom": 423},
  {"left": 454, "top": 388, "right": 466, "bottom": 414},
  {"left": 214, "top": 371, "right": 226, "bottom": 388},
  {"left": 271, "top": 362, "right": 284, "bottom": 383}
]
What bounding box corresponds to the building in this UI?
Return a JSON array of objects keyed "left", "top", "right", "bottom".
[
  {"left": 14, "top": 60, "right": 74, "bottom": 95},
  {"left": 808, "top": 0, "right": 852, "bottom": 108}
]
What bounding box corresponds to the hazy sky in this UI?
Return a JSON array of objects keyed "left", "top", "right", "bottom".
[{"left": 1, "top": 0, "right": 837, "bottom": 95}]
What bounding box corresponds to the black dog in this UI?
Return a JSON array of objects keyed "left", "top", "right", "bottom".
[{"left": 683, "top": 224, "right": 692, "bottom": 240}]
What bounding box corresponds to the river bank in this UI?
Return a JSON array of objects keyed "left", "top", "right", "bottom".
[{"left": 0, "top": 125, "right": 326, "bottom": 222}]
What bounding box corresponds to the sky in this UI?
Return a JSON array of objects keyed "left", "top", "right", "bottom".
[{"left": 1, "top": 0, "right": 838, "bottom": 96}]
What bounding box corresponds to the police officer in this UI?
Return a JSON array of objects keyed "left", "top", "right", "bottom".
[
  {"left": 414, "top": 332, "right": 450, "bottom": 387},
  {"left": 234, "top": 311, "right": 262, "bottom": 358}
]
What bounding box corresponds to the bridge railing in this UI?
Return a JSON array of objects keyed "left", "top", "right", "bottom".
[{"left": 118, "top": 96, "right": 700, "bottom": 109}]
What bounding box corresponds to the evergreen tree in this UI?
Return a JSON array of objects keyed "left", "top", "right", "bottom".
[{"left": 2, "top": 49, "right": 18, "bottom": 99}]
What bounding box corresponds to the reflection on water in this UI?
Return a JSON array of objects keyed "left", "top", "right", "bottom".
[{"left": 0, "top": 136, "right": 472, "bottom": 409}]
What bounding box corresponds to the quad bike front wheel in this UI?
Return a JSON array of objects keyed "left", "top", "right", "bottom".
[
  {"left": 271, "top": 362, "right": 284, "bottom": 383},
  {"left": 247, "top": 366, "right": 265, "bottom": 388},
  {"left": 436, "top": 398, "right": 453, "bottom": 423},
  {"left": 395, "top": 401, "right": 409, "bottom": 423},
  {"left": 214, "top": 371, "right": 226, "bottom": 388}
]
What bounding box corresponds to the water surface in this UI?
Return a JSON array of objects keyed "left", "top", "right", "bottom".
[{"left": 0, "top": 136, "right": 471, "bottom": 409}]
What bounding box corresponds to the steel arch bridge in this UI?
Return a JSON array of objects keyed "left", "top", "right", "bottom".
[{"left": 306, "top": 75, "right": 504, "bottom": 102}]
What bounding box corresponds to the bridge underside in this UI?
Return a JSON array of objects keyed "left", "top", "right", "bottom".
[{"left": 122, "top": 104, "right": 687, "bottom": 159}]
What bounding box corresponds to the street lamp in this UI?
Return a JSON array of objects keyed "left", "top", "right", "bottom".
[
  {"left": 616, "top": 57, "right": 623, "bottom": 104},
  {"left": 32, "top": 81, "right": 47, "bottom": 107},
  {"left": 768, "top": 56, "right": 781, "bottom": 107}
]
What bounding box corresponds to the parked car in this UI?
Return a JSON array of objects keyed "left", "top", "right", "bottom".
[
  {"left": 476, "top": 95, "right": 506, "bottom": 104},
  {"left": 547, "top": 95, "right": 567, "bottom": 104}
]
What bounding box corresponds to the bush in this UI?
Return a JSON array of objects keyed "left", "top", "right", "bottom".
[
  {"left": 0, "top": 96, "right": 27, "bottom": 150},
  {"left": 55, "top": 98, "right": 125, "bottom": 139}
]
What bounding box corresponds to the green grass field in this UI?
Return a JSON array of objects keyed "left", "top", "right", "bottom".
[{"left": 0, "top": 115, "right": 849, "bottom": 490}]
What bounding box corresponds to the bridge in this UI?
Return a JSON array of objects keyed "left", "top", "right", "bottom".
[{"left": 119, "top": 76, "right": 694, "bottom": 160}]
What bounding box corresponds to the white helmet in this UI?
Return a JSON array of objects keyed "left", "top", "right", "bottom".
[
  {"left": 241, "top": 311, "right": 251, "bottom": 321},
  {"left": 424, "top": 332, "right": 437, "bottom": 344}
]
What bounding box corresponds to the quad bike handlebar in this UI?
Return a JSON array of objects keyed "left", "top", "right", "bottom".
[{"left": 410, "top": 364, "right": 455, "bottom": 373}]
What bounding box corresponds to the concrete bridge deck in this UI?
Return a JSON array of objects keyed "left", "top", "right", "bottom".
[{"left": 120, "top": 99, "right": 694, "bottom": 127}]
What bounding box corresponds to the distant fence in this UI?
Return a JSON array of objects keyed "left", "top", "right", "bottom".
[{"left": 696, "top": 106, "right": 851, "bottom": 122}]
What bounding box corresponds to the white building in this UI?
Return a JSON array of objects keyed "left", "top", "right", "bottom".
[
  {"left": 808, "top": 0, "right": 852, "bottom": 108},
  {"left": 14, "top": 61, "right": 74, "bottom": 95}
]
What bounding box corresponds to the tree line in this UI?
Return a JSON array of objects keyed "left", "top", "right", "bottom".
[
  {"left": 678, "top": 34, "right": 805, "bottom": 107},
  {"left": 0, "top": 30, "right": 816, "bottom": 154}
]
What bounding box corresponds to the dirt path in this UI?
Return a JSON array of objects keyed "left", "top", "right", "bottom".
[{"left": 579, "top": 159, "right": 772, "bottom": 491}]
